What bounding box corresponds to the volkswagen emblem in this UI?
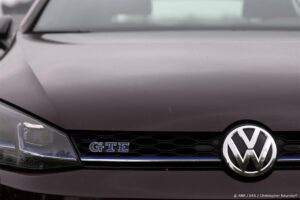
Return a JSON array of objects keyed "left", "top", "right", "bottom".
[{"left": 222, "top": 125, "right": 277, "bottom": 178}]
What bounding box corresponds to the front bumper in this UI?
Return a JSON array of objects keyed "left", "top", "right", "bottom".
[{"left": 0, "top": 169, "right": 299, "bottom": 199}]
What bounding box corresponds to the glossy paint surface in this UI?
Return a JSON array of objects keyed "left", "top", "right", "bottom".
[
  {"left": 0, "top": 31, "right": 300, "bottom": 132},
  {"left": 1, "top": 169, "right": 300, "bottom": 199}
]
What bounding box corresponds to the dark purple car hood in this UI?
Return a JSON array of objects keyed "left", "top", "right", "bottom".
[{"left": 1, "top": 31, "right": 300, "bottom": 132}]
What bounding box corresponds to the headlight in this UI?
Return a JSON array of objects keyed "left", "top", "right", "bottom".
[{"left": 0, "top": 102, "right": 80, "bottom": 170}]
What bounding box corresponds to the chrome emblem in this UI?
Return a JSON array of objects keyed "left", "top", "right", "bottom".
[
  {"left": 89, "top": 142, "right": 130, "bottom": 153},
  {"left": 223, "top": 125, "right": 277, "bottom": 177}
]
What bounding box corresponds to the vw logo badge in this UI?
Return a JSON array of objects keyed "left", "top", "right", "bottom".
[{"left": 223, "top": 125, "right": 277, "bottom": 178}]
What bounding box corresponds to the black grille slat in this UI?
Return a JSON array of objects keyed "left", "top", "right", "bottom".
[{"left": 275, "top": 133, "right": 300, "bottom": 159}]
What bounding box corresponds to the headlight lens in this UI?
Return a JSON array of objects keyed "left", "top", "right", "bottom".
[{"left": 0, "top": 102, "right": 80, "bottom": 170}]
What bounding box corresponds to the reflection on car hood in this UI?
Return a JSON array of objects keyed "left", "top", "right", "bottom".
[{"left": 1, "top": 31, "right": 300, "bottom": 132}]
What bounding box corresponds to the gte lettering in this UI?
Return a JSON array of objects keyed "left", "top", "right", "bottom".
[{"left": 89, "top": 142, "right": 130, "bottom": 153}]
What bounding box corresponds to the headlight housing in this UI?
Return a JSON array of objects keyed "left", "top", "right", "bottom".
[{"left": 0, "top": 102, "right": 80, "bottom": 170}]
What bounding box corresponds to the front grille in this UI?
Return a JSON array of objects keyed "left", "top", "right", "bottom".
[
  {"left": 276, "top": 132, "right": 300, "bottom": 162},
  {"left": 71, "top": 132, "right": 222, "bottom": 167},
  {"left": 70, "top": 131, "right": 300, "bottom": 169}
]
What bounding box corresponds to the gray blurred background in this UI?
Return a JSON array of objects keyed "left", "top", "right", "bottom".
[{"left": 0, "top": 0, "right": 35, "bottom": 30}]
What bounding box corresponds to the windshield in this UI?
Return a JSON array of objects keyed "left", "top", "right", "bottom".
[{"left": 34, "top": 0, "right": 300, "bottom": 32}]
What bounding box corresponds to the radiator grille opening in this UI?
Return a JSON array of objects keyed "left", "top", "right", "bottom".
[{"left": 70, "top": 131, "right": 300, "bottom": 169}]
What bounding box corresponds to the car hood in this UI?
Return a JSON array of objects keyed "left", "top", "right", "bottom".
[{"left": 1, "top": 31, "right": 300, "bottom": 132}]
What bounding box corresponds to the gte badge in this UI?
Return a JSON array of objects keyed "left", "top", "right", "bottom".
[{"left": 89, "top": 142, "right": 130, "bottom": 153}]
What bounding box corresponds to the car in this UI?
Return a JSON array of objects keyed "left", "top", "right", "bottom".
[{"left": 0, "top": 0, "right": 300, "bottom": 199}]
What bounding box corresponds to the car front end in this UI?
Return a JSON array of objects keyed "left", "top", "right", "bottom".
[{"left": 0, "top": 0, "right": 300, "bottom": 199}]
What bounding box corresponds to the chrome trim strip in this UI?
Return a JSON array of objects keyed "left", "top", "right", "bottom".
[
  {"left": 81, "top": 157, "right": 221, "bottom": 163},
  {"left": 81, "top": 157, "right": 300, "bottom": 163},
  {"left": 277, "top": 157, "right": 300, "bottom": 162}
]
